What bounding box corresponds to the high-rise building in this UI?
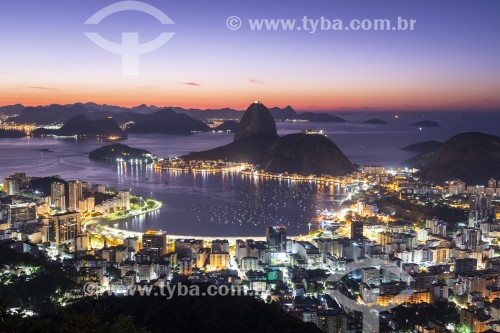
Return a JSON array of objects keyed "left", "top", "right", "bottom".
[
  {"left": 266, "top": 226, "right": 287, "bottom": 253},
  {"left": 68, "top": 180, "right": 83, "bottom": 211},
  {"left": 175, "top": 239, "right": 204, "bottom": 256},
  {"left": 412, "top": 272, "right": 437, "bottom": 292},
  {"left": 210, "top": 252, "right": 230, "bottom": 270},
  {"left": 469, "top": 195, "right": 480, "bottom": 210},
  {"left": 362, "top": 267, "right": 380, "bottom": 286},
  {"left": 0, "top": 203, "right": 37, "bottom": 229},
  {"left": 461, "top": 228, "right": 482, "bottom": 252},
  {"left": 124, "top": 236, "right": 139, "bottom": 251},
  {"left": 1, "top": 172, "right": 28, "bottom": 195},
  {"left": 363, "top": 166, "right": 385, "bottom": 176},
  {"left": 179, "top": 258, "right": 193, "bottom": 275},
  {"left": 488, "top": 178, "right": 497, "bottom": 189},
  {"left": 118, "top": 190, "right": 131, "bottom": 210},
  {"left": 212, "top": 239, "right": 229, "bottom": 253},
  {"left": 455, "top": 258, "right": 477, "bottom": 275},
  {"left": 3, "top": 177, "right": 20, "bottom": 195},
  {"left": 431, "top": 247, "right": 450, "bottom": 264},
  {"left": 142, "top": 230, "right": 167, "bottom": 256},
  {"left": 81, "top": 181, "right": 91, "bottom": 191},
  {"left": 75, "top": 233, "right": 90, "bottom": 251},
  {"left": 10, "top": 172, "right": 28, "bottom": 183},
  {"left": 469, "top": 194, "right": 492, "bottom": 211},
  {"left": 460, "top": 308, "right": 491, "bottom": 333},
  {"left": 47, "top": 212, "right": 81, "bottom": 246},
  {"left": 318, "top": 310, "right": 348, "bottom": 333},
  {"left": 351, "top": 220, "right": 364, "bottom": 244},
  {"left": 51, "top": 182, "right": 66, "bottom": 212},
  {"left": 448, "top": 180, "right": 466, "bottom": 195},
  {"left": 93, "top": 184, "right": 107, "bottom": 193},
  {"left": 430, "top": 282, "right": 449, "bottom": 303},
  {"left": 240, "top": 257, "right": 259, "bottom": 271},
  {"left": 78, "top": 196, "right": 95, "bottom": 212}
]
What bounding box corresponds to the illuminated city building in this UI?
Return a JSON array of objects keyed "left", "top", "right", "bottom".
[
  {"left": 50, "top": 182, "right": 66, "bottom": 212},
  {"left": 266, "top": 226, "right": 287, "bottom": 253},
  {"left": 47, "top": 211, "right": 81, "bottom": 246},
  {"left": 142, "top": 230, "right": 167, "bottom": 256},
  {"left": 68, "top": 180, "right": 83, "bottom": 211}
]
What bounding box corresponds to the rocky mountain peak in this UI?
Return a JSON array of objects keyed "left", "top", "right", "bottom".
[{"left": 234, "top": 102, "right": 278, "bottom": 142}]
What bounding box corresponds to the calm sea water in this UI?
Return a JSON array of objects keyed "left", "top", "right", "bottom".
[{"left": 1, "top": 111, "right": 499, "bottom": 236}]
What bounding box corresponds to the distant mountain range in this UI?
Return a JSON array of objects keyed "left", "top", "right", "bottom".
[
  {"left": 0, "top": 103, "right": 302, "bottom": 125},
  {"left": 269, "top": 106, "right": 299, "bottom": 120},
  {"left": 0, "top": 104, "right": 25, "bottom": 116}
]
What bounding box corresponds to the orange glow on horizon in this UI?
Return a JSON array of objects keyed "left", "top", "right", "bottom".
[{"left": 1, "top": 82, "right": 499, "bottom": 111}]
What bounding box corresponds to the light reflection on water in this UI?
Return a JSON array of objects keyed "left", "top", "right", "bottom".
[{"left": 111, "top": 163, "right": 349, "bottom": 237}]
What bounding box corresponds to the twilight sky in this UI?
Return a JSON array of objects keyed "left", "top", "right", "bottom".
[{"left": 0, "top": 0, "right": 499, "bottom": 111}]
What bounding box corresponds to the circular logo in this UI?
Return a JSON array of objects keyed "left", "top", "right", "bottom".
[
  {"left": 84, "top": 1, "right": 175, "bottom": 75},
  {"left": 226, "top": 16, "right": 243, "bottom": 31}
]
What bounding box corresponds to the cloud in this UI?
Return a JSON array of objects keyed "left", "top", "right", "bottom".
[
  {"left": 26, "top": 86, "right": 57, "bottom": 91},
  {"left": 180, "top": 82, "right": 202, "bottom": 87},
  {"left": 248, "top": 79, "right": 266, "bottom": 84},
  {"left": 453, "top": 99, "right": 498, "bottom": 106},
  {"left": 7, "top": 86, "right": 56, "bottom": 92}
]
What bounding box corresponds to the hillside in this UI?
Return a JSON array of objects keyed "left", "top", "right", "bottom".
[
  {"left": 265, "top": 133, "right": 354, "bottom": 175},
  {"left": 401, "top": 141, "right": 442, "bottom": 154},
  {"left": 364, "top": 119, "right": 388, "bottom": 124},
  {"left": 0, "top": 129, "right": 26, "bottom": 138},
  {"left": 411, "top": 120, "right": 440, "bottom": 127},
  {"left": 404, "top": 132, "right": 500, "bottom": 184},
  {"left": 89, "top": 143, "right": 156, "bottom": 162},
  {"left": 32, "top": 115, "right": 127, "bottom": 139},
  {"left": 126, "top": 109, "right": 210, "bottom": 135},
  {"left": 299, "top": 112, "right": 347, "bottom": 123},
  {"left": 213, "top": 121, "right": 239, "bottom": 133}
]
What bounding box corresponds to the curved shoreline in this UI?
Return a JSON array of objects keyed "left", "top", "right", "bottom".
[
  {"left": 82, "top": 200, "right": 163, "bottom": 237},
  {"left": 83, "top": 200, "right": 268, "bottom": 241}
]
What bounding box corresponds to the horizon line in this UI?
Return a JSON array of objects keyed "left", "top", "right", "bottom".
[{"left": 1, "top": 102, "right": 500, "bottom": 113}]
